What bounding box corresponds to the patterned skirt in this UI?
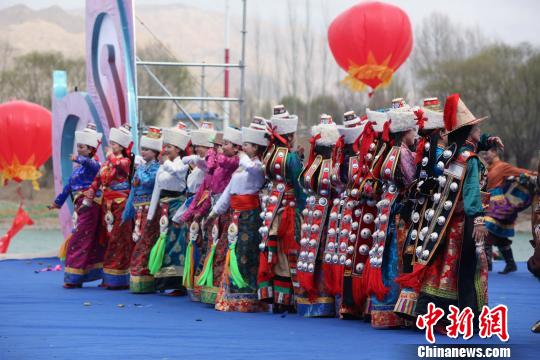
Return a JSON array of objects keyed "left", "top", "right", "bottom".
[
  {"left": 129, "top": 202, "right": 160, "bottom": 293},
  {"left": 64, "top": 195, "right": 104, "bottom": 285},
  {"left": 154, "top": 196, "right": 187, "bottom": 291},
  {"left": 415, "top": 211, "right": 489, "bottom": 325},
  {"left": 215, "top": 208, "right": 267, "bottom": 313},
  {"left": 101, "top": 193, "right": 134, "bottom": 288},
  {"left": 199, "top": 211, "right": 231, "bottom": 305},
  {"left": 369, "top": 209, "right": 406, "bottom": 329}
]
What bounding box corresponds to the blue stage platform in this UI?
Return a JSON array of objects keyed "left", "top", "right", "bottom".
[{"left": 0, "top": 258, "right": 538, "bottom": 359}]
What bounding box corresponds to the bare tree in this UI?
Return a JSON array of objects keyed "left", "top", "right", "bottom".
[
  {"left": 285, "top": 0, "right": 299, "bottom": 100},
  {"left": 302, "top": 0, "right": 315, "bottom": 125}
]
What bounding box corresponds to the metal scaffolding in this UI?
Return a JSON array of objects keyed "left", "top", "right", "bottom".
[{"left": 135, "top": 0, "right": 247, "bottom": 130}]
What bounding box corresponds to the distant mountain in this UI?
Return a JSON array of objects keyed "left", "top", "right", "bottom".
[{"left": 0, "top": 3, "right": 333, "bottom": 106}]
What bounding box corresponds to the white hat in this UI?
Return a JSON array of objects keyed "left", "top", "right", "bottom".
[
  {"left": 163, "top": 122, "right": 191, "bottom": 151},
  {"left": 366, "top": 108, "right": 389, "bottom": 132},
  {"left": 419, "top": 107, "right": 444, "bottom": 131},
  {"left": 75, "top": 123, "right": 102, "bottom": 148},
  {"left": 191, "top": 122, "right": 216, "bottom": 147},
  {"left": 140, "top": 126, "right": 163, "bottom": 152},
  {"left": 109, "top": 123, "right": 133, "bottom": 148},
  {"left": 311, "top": 114, "right": 340, "bottom": 146},
  {"left": 387, "top": 106, "right": 418, "bottom": 133},
  {"left": 223, "top": 126, "right": 242, "bottom": 146},
  {"left": 270, "top": 104, "right": 298, "bottom": 135},
  {"left": 242, "top": 117, "right": 269, "bottom": 146},
  {"left": 343, "top": 110, "right": 362, "bottom": 127}
]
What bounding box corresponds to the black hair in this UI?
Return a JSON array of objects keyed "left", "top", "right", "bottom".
[
  {"left": 121, "top": 147, "right": 136, "bottom": 184},
  {"left": 448, "top": 125, "right": 472, "bottom": 150},
  {"left": 255, "top": 144, "right": 268, "bottom": 158}
]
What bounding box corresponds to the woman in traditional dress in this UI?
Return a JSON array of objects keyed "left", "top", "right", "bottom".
[
  {"left": 49, "top": 123, "right": 104, "bottom": 288},
  {"left": 398, "top": 94, "right": 490, "bottom": 333},
  {"left": 84, "top": 123, "right": 134, "bottom": 290},
  {"left": 174, "top": 123, "right": 217, "bottom": 300},
  {"left": 196, "top": 126, "right": 241, "bottom": 305},
  {"left": 296, "top": 114, "right": 341, "bottom": 318},
  {"left": 123, "top": 127, "right": 162, "bottom": 293},
  {"left": 258, "top": 105, "right": 306, "bottom": 313},
  {"left": 147, "top": 122, "right": 191, "bottom": 295},
  {"left": 208, "top": 118, "right": 269, "bottom": 312},
  {"left": 364, "top": 101, "right": 417, "bottom": 329}
]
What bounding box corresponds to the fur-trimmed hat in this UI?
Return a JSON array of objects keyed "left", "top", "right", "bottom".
[
  {"left": 366, "top": 108, "right": 389, "bottom": 133},
  {"left": 163, "top": 122, "right": 191, "bottom": 151},
  {"left": 418, "top": 98, "right": 444, "bottom": 131},
  {"left": 109, "top": 123, "right": 133, "bottom": 149},
  {"left": 339, "top": 111, "right": 366, "bottom": 144},
  {"left": 387, "top": 106, "right": 417, "bottom": 133},
  {"left": 270, "top": 104, "right": 298, "bottom": 135},
  {"left": 223, "top": 126, "right": 242, "bottom": 146},
  {"left": 75, "top": 123, "right": 102, "bottom": 149},
  {"left": 242, "top": 117, "right": 269, "bottom": 146},
  {"left": 140, "top": 126, "right": 163, "bottom": 152},
  {"left": 311, "top": 114, "right": 340, "bottom": 146},
  {"left": 191, "top": 121, "right": 216, "bottom": 148},
  {"left": 343, "top": 110, "right": 363, "bottom": 128}
]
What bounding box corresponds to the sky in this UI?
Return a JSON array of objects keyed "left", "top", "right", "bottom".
[{"left": 1, "top": 0, "right": 539, "bottom": 45}]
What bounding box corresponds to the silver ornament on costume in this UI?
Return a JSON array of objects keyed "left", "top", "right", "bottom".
[{"left": 363, "top": 213, "right": 374, "bottom": 224}]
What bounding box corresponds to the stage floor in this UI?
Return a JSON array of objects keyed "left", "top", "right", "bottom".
[{"left": 1, "top": 258, "right": 539, "bottom": 359}]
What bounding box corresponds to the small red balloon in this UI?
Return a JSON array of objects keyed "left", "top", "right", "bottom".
[{"left": 328, "top": 1, "right": 413, "bottom": 92}]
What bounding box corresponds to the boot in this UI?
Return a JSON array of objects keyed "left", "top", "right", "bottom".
[
  {"left": 498, "top": 246, "right": 517, "bottom": 274},
  {"left": 484, "top": 244, "right": 493, "bottom": 271}
]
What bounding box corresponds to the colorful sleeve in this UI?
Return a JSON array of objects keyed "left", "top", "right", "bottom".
[
  {"left": 287, "top": 152, "right": 306, "bottom": 210},
  {"left": 213, "top": 181, "right": 232, "bottom": 215},
  {"left": 477, "top": 133, "right": 492, "bottom": 152},
  {"left": 463, "top": 157, "right": 484, "bottom": 217},
  {"left": 239, "top": 153, "right": 262, "bottom": 175},
  {"left": 75, "top": 156, "right": 101, "bottom": 174},
  {"left": 205, "top": 149, "right": 218, "bottom": 174},
  {"left": 86, "top": 166, "right": 103, "bottom": 200},
  {"left": 216, "top": 153, "right": 239, "bottom": 171},
  {"left": 54, "top": 181, "right": 72, "bottom": 207},
  {"left": 138, "top": 163, "right": 159, "bottom": 188}
]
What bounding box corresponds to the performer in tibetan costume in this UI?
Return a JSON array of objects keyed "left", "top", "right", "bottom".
[
  {"left": 296, "top": 114, "right": 341, "bottom": 318},
  {"left": 175, "top": 123, "right": 217, "bottom": 300},
  {"left": 394, "top": 98, "right": 446, "bottom": 320},
  {"left": 123, "top": 127, "right": 162, "bottom": 293},
  {"left": 84, "top": 123, "right": 134, "bottom": 289},
  {"left": 258, "top": 105, "right": 306, "bottom": 313},
  {"left": 483, "top": 146, "right": 537, "bottom": 274},
  {"left": 398, "top": 94, "right": 490, "bottom": 332},
  {"left": 49, "top": 123, "right": 104, "bottom": 288},
  {"left": 147, "top": 123, "right": 191, "bottom": 294},
  {"left": 197, "top": 126, "right": 241, "bottom": 305},
  {"left": 210, "top": 118, "right": 269, "bottom": 312},
  {"left": 364, "top": 103, "right": 417, "bottom": 329}
]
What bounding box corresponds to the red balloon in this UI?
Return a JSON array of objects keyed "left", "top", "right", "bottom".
[
  {"left": 328, "top": 1, "right": 413, "bottom": 92},
  {"left": 0, "top": 100, "right": 52, "bottom": 188}
]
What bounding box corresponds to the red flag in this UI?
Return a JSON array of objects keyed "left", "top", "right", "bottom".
[{"left": 0, "top": 206, "right": 34, "bottom": 253}]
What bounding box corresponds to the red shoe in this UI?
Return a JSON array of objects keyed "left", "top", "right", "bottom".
[
  {"left": 63, "top": 283, "right": 82, "bottom": 289},
  {"left": 167, "top": 289, "right": 186, "bottom": 297}
]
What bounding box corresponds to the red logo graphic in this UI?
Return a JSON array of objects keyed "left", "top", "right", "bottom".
[
  {"left": 479, "top": 304, "right": 509, "bottom": 342},
  {"left": 416, "top": 303, "right": 445, "bottom": 344},
  {"left": 417, "top": 303, "right": 509, "bottom": 343}
]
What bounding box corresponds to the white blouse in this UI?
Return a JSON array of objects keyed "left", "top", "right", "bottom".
[
  {"left": 147, "top": 156, "right": 189, "bottom": 220},
  {"left": 212, "top": 153, "right": 265, "bottom": 215}
]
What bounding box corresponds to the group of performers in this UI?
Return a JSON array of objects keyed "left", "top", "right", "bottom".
[{"left": 50, "top": 93, "right": 537, "bottom": 333}]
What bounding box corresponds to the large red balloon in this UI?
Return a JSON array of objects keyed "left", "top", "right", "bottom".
[
  {"left": 328, "top": 1, "right": 413, "bottom": 92},
  {"left": 0, "top": 100, "right": 52, "bottom": 189}
]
